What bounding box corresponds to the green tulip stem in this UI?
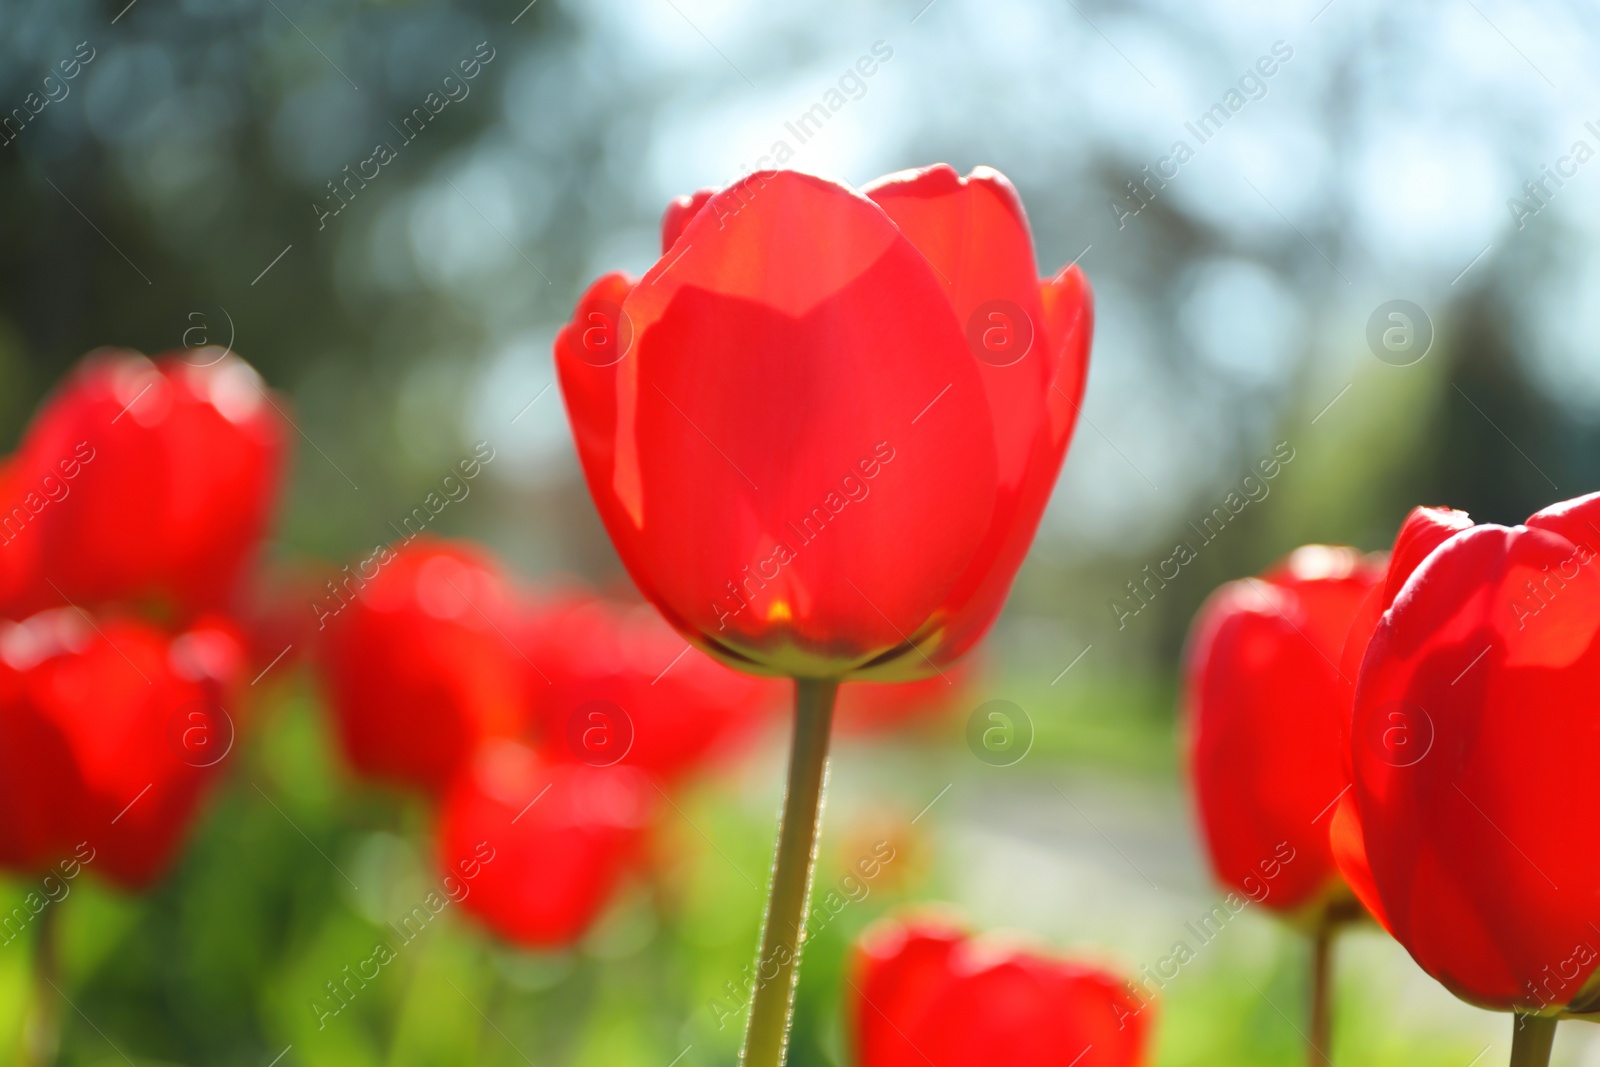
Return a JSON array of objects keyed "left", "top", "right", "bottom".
[
  {"left": 738, "top": 677, "right": 839, "bottom": 1067},
  {"left": 1308, "top": 915, "right": 1335, "bottom": 1066},
  {"left": 1509, "top": 1013, "right": 1558, "bottom": 1067},
  {"left": 20, "top": 902, "right": 60, "bottom": 1067}
]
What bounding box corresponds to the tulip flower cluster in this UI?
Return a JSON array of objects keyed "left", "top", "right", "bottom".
[
  {"left": 1185, "top": 492, "right": 1600, "bottom": 1067},
  {"left": 0, "top": 348, "right": 286, "bottom": 890},
  {"left": 315, "top": 536, "right": 784, "bottom": 947}
]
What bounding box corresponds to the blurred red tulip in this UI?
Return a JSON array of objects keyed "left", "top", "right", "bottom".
[
  {"left": 232, "top": 559, "right": 331, "bottom": 684},
  {"left": 0, "top": 349, "right": 286, "bottom": 622},
  {"left": 523, "top": 589, "right": 780, "bottom": 781},
  {"left": 319, "top": 538, "right": 531, "bottom": 794},
  {"left": 852, "top": 917, "right": 1148, "bottom": 1067},
  {"left": 556, "top": 165, "right": 1092, "bottom": 681},
  {"left": 438, "top": 740, "right": 651, "bottom": 948},
  {"left": 1347, "top": 491, "right": 1600, "bottom": 1012},
  {"left": 834, "top": 660, "right": 976, "bottom": 735},
  {"left": 1183, "top": 546, "right": 1385, "bottom": 921},
  {"left": 0, "top": 460, "right": 38, "bottom": 610},
  {"left": 0, "top": 608, "right": 245, "bottom": 888}
]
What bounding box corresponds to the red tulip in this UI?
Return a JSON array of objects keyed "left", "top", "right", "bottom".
[
  {"left": 1328, "top": 506, "right": 1473, "bottom": 925},
  {"left": 523, "top": 589, "right": 780, "bottom": 782},
  {"left": 0, "top": 460, "right": 38, "bottom": 610},
  {"left": 437, "top": 740, "right": 651, "bottom": 948},
  {"left": 0, "top": 608, "right": 246, "bottom": 888},
  {"left": 233, "top": 560, "right": 330, "bottom": 685},
  {"left": 852, "top": 917, "right": 1149, "bottom": 1067},
  {"left": 1346, "top": 491, "right": 1600, "bottom": 1014},
  {"left": 0, "top": 612, "right": 88, "bottom": 873},
  {"left": 1183, "top": 546, "right": 1385, "bottom": 920},
  {"left": 555, "top": 165, "right": 1092, "bottom": 680},
  {"left": 0, "top": 349, "right": 286, "bottom": 621},
  {"left": 319, "top": 538, "right": 532, "bottom": 794}
]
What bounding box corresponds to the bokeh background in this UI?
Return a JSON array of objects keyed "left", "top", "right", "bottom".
[{"left": 2, "top": 0, "right": 1599, "bottom": 1063}]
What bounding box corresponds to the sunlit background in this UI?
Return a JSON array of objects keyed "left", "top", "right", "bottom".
[{"left": 2, "top": 0, "right": 1599, "bottom": 1063}]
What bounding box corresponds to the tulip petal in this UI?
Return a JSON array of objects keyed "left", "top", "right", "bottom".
[
  {"left": 1526, "top": 489, "right": 1600, "bottom": 550},
  {"left": 854, "top": 919, "right": 965, "bottom": 1067},
  {"left": 1185, "top": 581, "right": 1354, "bottom": 913},
  {"left": 522, "top": 591, "right": 780, "bottom": 781},
  {"left": 863, "top": 165, "right": 1051, "bottom": 487},
  {"left": 907, "top": 262, "right": 1094, "bottom": 672},
  {"left": 853, "top": 917, "right": 1148, "bottom": 1067},
  {"left": 440, "top": 744, "right": 649, "bottom": 948},
  {"left": 1383, "top": 505, "right": 1474, "bottom": 609},
  {"left": 321, "top": 538, "right": 530, "bottom": 793},
  {"left": 1328, "top": 794, "right": 1391, "bottom": 932}
]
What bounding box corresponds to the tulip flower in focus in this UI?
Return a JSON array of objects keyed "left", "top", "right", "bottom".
[
  {"left": 319, "top": 538, "right": 532, "bottom": 794},
  {"left": 1345, "top": 491, "right": 1600, "bottom": 1063},
  {"left": 557, "top": 163, "right": 1093, "bottom": 1066},
  {"left": 1183, "top": 545, "right": 1385, "bottom": 1064},
  {"left": 1327, "top": 506, "right": 1474, "bottom": 921},
  {"left": 438, "top": 740, "right": 651, "bottom": 948},
  {"left": 0, "top": 608, "right": 247, "bottom": 888},
  {"left": 556, "top": 165, "right": 1091, "bottom": 682},
  {"left": 523, "top": 589, "right": 781, "bottom": 781},
  {"left": 0, "top": 349, "right": 286, "bottom": 622},
  {"left": 852, "top": 916, "right": 1149, "bottom": 1067}
]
